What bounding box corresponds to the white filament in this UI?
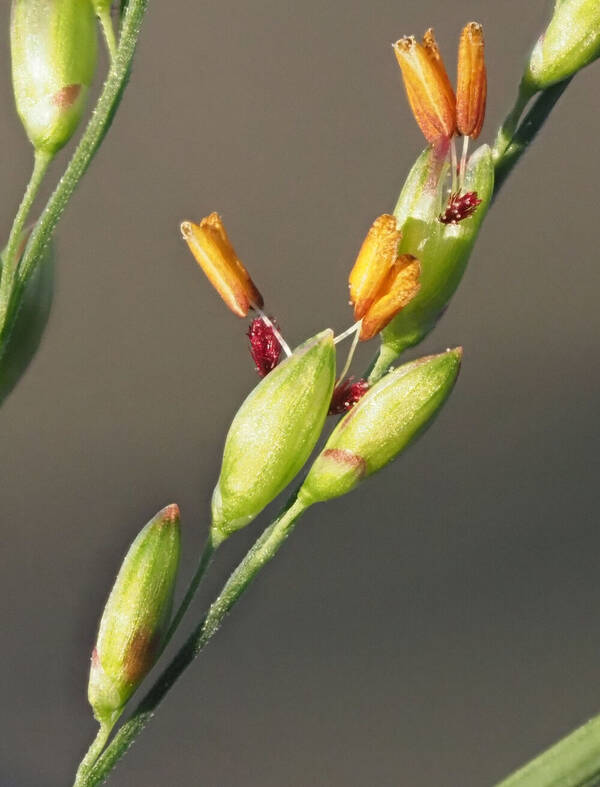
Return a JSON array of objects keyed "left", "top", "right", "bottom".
[
  {"left": 334, "top": 321, "right": 361, "bottom": 384},
  {"left": 256, "top": 309, "right": 292, "bottom": 357},
  {"left": 459, "top": 135, "right": 470, "bottom": 191}
]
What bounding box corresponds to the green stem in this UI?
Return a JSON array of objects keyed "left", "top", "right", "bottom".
[
  {"left": 98, "top": 9, "right": 118, "bottom": 60},
  {"left": 83, "top": 497, "right": 308, "bottom": 787},
  {"left": 7, "top": 0, "right": 149, "bottom": 331},
  {"left": 493, "top": 79, "right": 536, "bottom": 165},
  {"left": 73, "top": 722, "right": 113, "bottom": 787},
  {"left": 495, "top": 714, "right": 600, "bottom": 787},
  {"left": 368, "top": 342, "right": 402, "bottom": 385},
  {"left": 0, "top": 150, "right": 52, "bottom": 319},
  {"left": 161, "top": 534, "right": 217, "bottom": 650},
  {"left": 493, "top": 79, "right": 572, "bottom": 197}
]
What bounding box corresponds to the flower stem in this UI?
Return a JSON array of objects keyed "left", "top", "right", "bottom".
[
  {"left": 494, "top": 714, "right": 600, "bottom": 787},
  {"left": 367, "top": 341, "right": 400, "bottom": 385},
  {"left": 161, "top": 534, "right": 217, "bottom": 650},
  {"left": 493, "top": 78, "right": 572, "bottom": 197},
  {"left": 73, "top": 722, "right": 113, "bottom": 787},
  {"left": 98, "top": 9, "right": 118, "bottom": 61},
  {"left": 492, "top": 79, "right": 536, "bottom": 164},
  {"left": 0, "top": 150, "right": 52, "bottom": 327},
  {"left": 82, "top": 496, "right": 308, "bottom": 787}
]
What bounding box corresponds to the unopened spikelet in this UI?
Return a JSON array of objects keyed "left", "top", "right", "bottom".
[
  {"left": 10, "top": 0, "right": 98, "bottom": 156},
  {"left": 88, "top": 504, "right": 181, "bottom": 727},
  {"left": 299, "top": 349, "right": 462, "bottom": 506},
  {"left": 526, "top": 0, "right": 600, "bottom": 90},
  {"left": 211, "top": 330, "right": 336, "bottom": 542},
  {"left": 369, "top": 143, "right": 493, "bottom": 380}
]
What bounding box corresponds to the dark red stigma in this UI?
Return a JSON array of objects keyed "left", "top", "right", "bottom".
[
  {"left": 439, "top": 191, "right": 482, "bottom": 224},
  {"left": 328, "top": 377, "right": 369, "bottom": 415},
  {"left": 247, "top": 317, "right": 282, "bottom": 377}
]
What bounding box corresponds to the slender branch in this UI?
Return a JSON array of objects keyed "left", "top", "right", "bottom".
[
  {"left": 2, "top": 0, "right": 149, "bottom": 349},
  {"left": 492, "top": 79, "right": 536, "bottom": 165},
  {"left": 495, "top": 714, "right": 600, "bottom": 787},
  {"left": 161, "top": 534, "right": 217, "bottom": 649},
  {"left": 493, "top": 79, "right": 572, "bottom": 197},
  {"left": 98, "top": 10, "right": 118, "bottom": 61},
  {"left": 73, "top": 723, "right": 113, "bottom": 787},
  {"left": 82, "top": 497, "right": 308, "bottom": 786},
  {"left": 0, "top": 150, "right": 52, "bottom": 322}
]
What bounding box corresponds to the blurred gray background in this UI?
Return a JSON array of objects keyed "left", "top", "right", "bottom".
[{"left": 1, "top": 1, "right": 599, "bottom": 785}]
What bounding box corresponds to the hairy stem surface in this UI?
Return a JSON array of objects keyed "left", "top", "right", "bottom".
[
  {"left": 73, "top": 723, "right": 113, "bottom": 787},
  {"left": 493, "top": 79, "right": 572, "bottom": 196},
  {"left": 162, "top": 534, "right": 217, "bottom": 649},
  {"left": 0, "top": 151, "right": 51, "bottom": 337},
  {"left": 493, "top": 79, "right": 536, "bottom": 164}
]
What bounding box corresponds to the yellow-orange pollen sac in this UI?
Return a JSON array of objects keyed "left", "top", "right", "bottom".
[
  {"left": 456, "top": 22, "right": 487, "bottom": 139},
  {"left": 359, "top": 255, "right": 421, "bottom": 341},
  {"left": 393, "top": 23, "right": 487, "bottom": 149},
  {"left": 349, "top": 214, "right": 402, "bottom": 321},
  {"left": 348, "top": 215, "right": 421, "bottom": 341},
  {"left": 181, "top": 213, "right": 264, "bottom": 318},
  {"left": 393, "top": 34, "right": 456, "bottom": 149}
]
